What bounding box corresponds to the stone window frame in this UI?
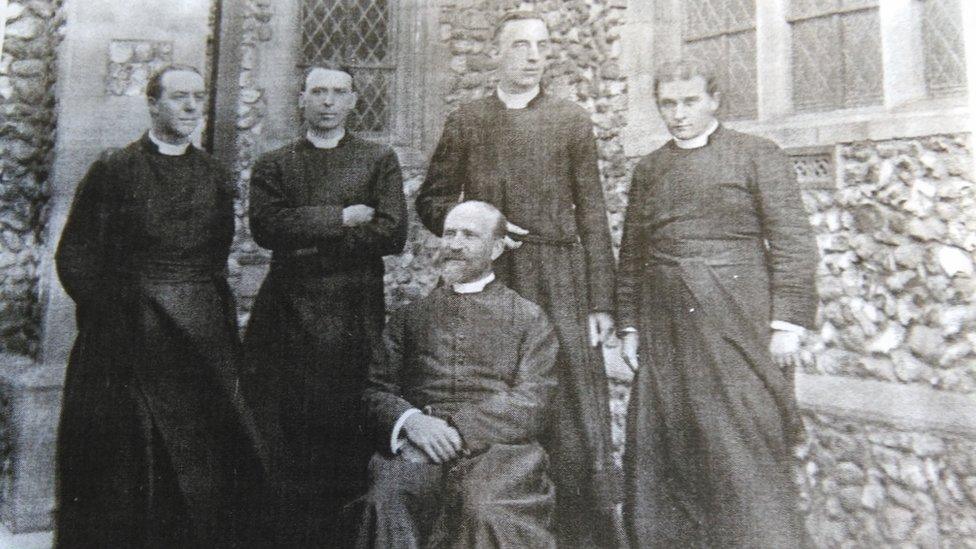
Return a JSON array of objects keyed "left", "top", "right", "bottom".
[{"left": 622, "top": 0, "right": 973, "bottom": 155}]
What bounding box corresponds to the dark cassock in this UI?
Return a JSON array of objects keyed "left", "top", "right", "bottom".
[
  {"left": 242, "top": 132, "right": 407, "bottom": 543},
  {"left": 416, "top": 91, "right": 618, "bottom": 547},
  {"left": 354, "top": 275, "right": 558, "bottom": 549},
  {"left": 616, "top": 124, "right": 819, "bottom": 548},
  {"left": 55, "top": 134, "right": 270, "bottom": 548}
]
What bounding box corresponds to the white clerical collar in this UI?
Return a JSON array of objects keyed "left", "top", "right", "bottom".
[
  {"left": 497, "top": 85, "right": 540, "bottom": 109},
  {"left": 452, "top": 272, "right": 495, "bottom": 294},
  {"left": 148, "top": 131, "right": 190, "bottom": 156},
  {"left": 673, "top": 119, "right": 720, "bottom": 149},
  {"left": 306, "top": 128, "right": 345, "bottom": 149}
]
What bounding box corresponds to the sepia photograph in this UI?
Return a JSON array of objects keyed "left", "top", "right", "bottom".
[{"left": 0, "top": 0, "right": 973, "bottom": 547}]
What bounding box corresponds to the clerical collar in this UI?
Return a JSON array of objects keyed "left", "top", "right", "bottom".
[
  {"left": 497, "top": 85, "right": 541, "bottom": 109},
  {"left": 148, "top": 131, "right": 190, "bottom": 156},
  {"left": 673, "top": 119, "right": 720, "bottom": 149},
  {"left": 452, "top": 272, "right": 495, "bottom": 294},
  {"left": 306, "top": 129, "right": 345, "bottom": 149}
]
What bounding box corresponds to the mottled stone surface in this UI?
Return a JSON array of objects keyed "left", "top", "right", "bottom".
[
  {"left": 0, "top": 0, "right": 63, "bottom": 356},
  {"left": 802, "top": 135, "right": 976, "bottom": 394},
  {"left": 105, "top": 40, "right": 172, "bottom": 97},
  {"left": 798, "top": 414, "right": 976, "bottom": 548}
]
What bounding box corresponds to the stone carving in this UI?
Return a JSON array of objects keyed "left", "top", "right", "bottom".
[{"left": 106, "top": 39, "right": 173, "bottom": 96}]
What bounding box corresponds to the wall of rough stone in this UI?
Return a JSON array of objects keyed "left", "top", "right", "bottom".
[
  {"left": 0, "top": 1, "right": 63, "bottom": 357},
  {"left": 802, "top": 135, "right": 976, "bottom": 394},
  {"left": 799, "top": 413, "right": 976, "bottom": 547}
]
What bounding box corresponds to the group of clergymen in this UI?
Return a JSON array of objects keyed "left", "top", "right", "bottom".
[{"left": 52, "top": 9, "right": 819, "bottom": 549}]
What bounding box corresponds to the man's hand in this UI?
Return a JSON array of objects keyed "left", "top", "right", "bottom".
[
  {"left": 342, "top": 204, "right": 375, "bottom": 227},
  {"left": 621, "top": 331, "right": 639, "bottom": 373},
  {"left": 398, "top": 441, "right": 433, "bottom": 464},
  {"left": 770, "top": 330, "right": 801, "bottom": 371},
  {"left": 588, "top": 312, "right": 615, "bottom": 348},
  {"left": 503, "top": 221, "right": 528, "bottom": 250},
  {"left": 402, "top": 413, "right": 463, "bottom": 464}
]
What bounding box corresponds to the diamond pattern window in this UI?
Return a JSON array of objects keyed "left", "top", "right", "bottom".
[
  {"left": 920, "top": 0, "right": 967, "bottom": 97},
  {"left": 683, "top": 0, "right": 758, "bottom": 120},
  {"left": 788, "top": 0, "right": 883, "bottom": 112},
  {"left": 301, "top": 0, "right": 395, "bottom": 135}
]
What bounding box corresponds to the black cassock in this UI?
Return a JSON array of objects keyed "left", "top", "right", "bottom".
[
  {"left": 355, "top": 279, "right": 558, "bottom": 549},
  {"left": 616, "top": 126, "right": 819, "bottom": 548},
  {"left": 416, "top": 92, "right": 619, "bottom": 547},
  {"left": 242, "top": 134, "right": 407, "bottom": 544},
  {"left": 55, "top": 135, "right": 269, "bottom": 548}
]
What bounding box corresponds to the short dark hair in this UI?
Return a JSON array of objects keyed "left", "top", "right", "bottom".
[
  {"left": 653, "top": 58, "right": 721, "bottom": 100},
  {"left": 146, "top": 64, "right": 203, "bottom": 101},
  {"left": 492, "top": 10, "right": 548, "bottom": 43},
  {"left": 301, "top": 65, "right": 355, "bottom": 92}
]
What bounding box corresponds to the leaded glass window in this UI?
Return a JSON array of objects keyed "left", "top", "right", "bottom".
[
  {"left": 789, "top": 0, "right": 883, "bottom": 112},
  {"left": 301, "top": 0, "right": 395, "bottom": 135},
  {"left": 920, "top": 0, "right": 967, "bottom": 97},
  {"left": 683, "top": 0, "right": 758, "bottom": 120}
]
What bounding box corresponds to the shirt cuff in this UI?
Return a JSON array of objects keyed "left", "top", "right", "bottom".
[
  {"left": 390, "top": 408, "right": 422, "bottom": 454},
  {"left": 771, "top": 320, "right": 806, "bottom": 334},
  {"left": 620, "top": 326, "right": 637, "bottom": 333}
]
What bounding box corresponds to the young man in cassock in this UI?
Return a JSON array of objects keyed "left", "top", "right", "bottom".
[
  {"left": 615, "top": 59, "right": 819, "bottom": 548},
  {"left": 415, "top": 11, "right": 619, "bottom": 546},
  {"left": 354, "top": 200, "right": 558, "bottom": 549},
  {"left": 55, "top": 64, "right": 270, "bottom": 547},
  {"left": 242, "top": 65, "right": 407, "bottom": 544}
]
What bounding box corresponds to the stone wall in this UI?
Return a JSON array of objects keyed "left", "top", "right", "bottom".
[
  {"left": 799, "top": 413, "right": 976, "bottom": 547},
  {"left": 0, "top": 0, "right": 63, "bottom": 356},
  {"left": 803, "top": 135, "right": 976, "bottom": 393}
]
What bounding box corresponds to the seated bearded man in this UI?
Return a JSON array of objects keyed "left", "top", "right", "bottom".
[{"left": 353, "top": 200, "right": 558, "bottom": 549}]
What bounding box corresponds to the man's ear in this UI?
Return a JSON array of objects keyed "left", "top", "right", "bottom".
[
  {"left": 710, "top": 90, "right": 722, "bottom": 110},
  {"left": 490, "top": 239, "right": 505, "bottom": 260}
]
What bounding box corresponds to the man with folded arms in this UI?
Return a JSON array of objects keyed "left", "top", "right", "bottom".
[
  {"left": 242, "top": 65, "right": 407, "bottom": 544},
  {"left": 354, "top": 200, "right": 558, "bottom": 548}
]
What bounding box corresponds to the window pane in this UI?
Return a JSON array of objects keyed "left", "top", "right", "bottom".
[
  {"left": 792, "top": 16, "right": 842, "bottom": 111},
  {"left": 839, "top": 9, "right": 883, "bottom": 106},
  {"left": 921, "top": 0, "right": 967, "bottom": 96}
]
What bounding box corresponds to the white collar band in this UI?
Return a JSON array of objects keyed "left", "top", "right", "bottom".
[
  {"left": 497, "top": 86, "right": 540, "bottom": 110},
  {"left": 674, "top": 119, "right": 720, "bottom": 149},
  {"left": 307, "top": 128, "right": 346, "bottom": 149},
  {"left": 148, "top": 131, "right": 190, "bottom": 156},
  {"left": 452, "top": 272, "right": 495, "bottom": 294}
]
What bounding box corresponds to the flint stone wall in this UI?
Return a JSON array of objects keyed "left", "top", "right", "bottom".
[
  {"left": 0, "top": 0, "right": 63, "bottom": 357},
  {"left": 804, "top": 135, "right": 976, "bottom": 394}
]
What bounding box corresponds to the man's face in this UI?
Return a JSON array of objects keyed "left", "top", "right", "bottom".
[
  {"left": 656, "top": 76, "right": 720, "bottom": 141},
  {"left": 149, "top": 70, "right": 206, "bottom": 141},
  {"left": 301, "top": 68, "right": 357, "bottom": 133},
  {"left": 493, "top": 18, "right": 551, "bottom": 93},
  {"left": 438, "top": 206, "right": 503, "bottom": 285}
]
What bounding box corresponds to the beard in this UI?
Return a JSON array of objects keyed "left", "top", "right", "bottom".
[{"left": 437, "top": 253, "right": 489, "bottom": 286}]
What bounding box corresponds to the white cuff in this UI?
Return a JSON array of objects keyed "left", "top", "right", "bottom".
[
  {"left": 390, "top": 408, "right": 422, "bottom": 454},
  {"left": 771, "top": 320, "right": 806, "bottom": 334},
  {"left": 620, "top": 327, "right": 638, "bottom": 333}
]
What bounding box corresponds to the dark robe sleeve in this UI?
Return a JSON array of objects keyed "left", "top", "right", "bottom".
[
  {"left": 332, "top": 149, "right": 407, "bottom": 257},
  {"left": 615, "top": 159, "right": 651, "bottom": 333},
  {"left": 363, "top": 309, "right": 416, "bottom": 454},
  {"left": 55, "top": 158, "right": 113, "bottom": 319},
  {"left": 569, "top": 111, "right": 616, "bottom": 312},
  {"left": 448, "top": 308, "right": 558, "bottom": 453},
  {"left": 415, "top": 110, "right": 465, "bottom": 236},
  {"left": 752, "top": 140, "right": 819, "bottom": 328},
  {"left": 249, "top": 153, "right": 345, "bottom": 250}
]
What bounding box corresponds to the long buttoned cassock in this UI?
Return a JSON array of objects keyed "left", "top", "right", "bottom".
[
  {"left": 416, "top": 91, "right": 619, "bottom": 547},
  {"left": 616, "top": 125, "right": 819, "bottom": 548},
  {"left": 242, "top": 133, "right": 407, "bottom": 545},
  {"left": 353, "top": 279, "right": 559, "bottom": 549}
]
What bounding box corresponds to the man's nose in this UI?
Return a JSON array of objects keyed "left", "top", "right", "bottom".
[
  {"left": 526, "top": 44, "right": 541, "bottom": 62},
  {"left": 673, "top": 103, "right": 687, "bottom": 119},
  {"left": 183, "top": 97, "right": 201, "bottom": 112}
]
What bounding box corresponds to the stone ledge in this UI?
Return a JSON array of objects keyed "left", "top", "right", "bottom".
[
  {"left": 0, "top": 354, "right": 64, "bottom": 534},
  {"left": 796, "top": 372, "right": 976, "bottom": 439}
]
